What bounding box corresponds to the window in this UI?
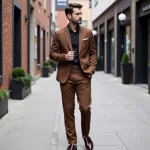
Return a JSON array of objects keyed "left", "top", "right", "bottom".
[
  {"left": 94, "top": 0, "right": 98, "bottom": 6},
  {"left": 81, "top": 20, "right": 88, "bottom": 27},
  {"left": 89, "top": 0, "right": 92, "bottom": 8},
  {"left": 37, "top": 25, "right": 41, "bottom": 68},
  {"left": 56, "top": 0, "right": 68, "bottom": 10},
  {"left": 44, "top": 0, "right": 46, "bottom": 10}
]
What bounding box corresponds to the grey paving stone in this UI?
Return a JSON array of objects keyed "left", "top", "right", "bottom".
[
  {"left": 116, "top": 132, "right": 150, "bottom": 150},
  {"left": 1, "top": 72, "right": 150, "bottom": 150}
]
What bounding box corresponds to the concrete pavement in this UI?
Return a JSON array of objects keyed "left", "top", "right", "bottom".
[{"left": 0, "top": 72, "right": 150, "bottom": 150}]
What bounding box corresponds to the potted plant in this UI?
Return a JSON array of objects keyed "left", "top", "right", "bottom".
[
  {"left": 120, "top": 53, "right": 132, "bottom": 84},
  {"left": 42, "top": 61, "right": 51, "bottom": 77},
  {"left": 148, "top": 63, "right": 150, "bottom": 94},
  {"left": 0, "top": 89, "right": 9, "bottom": 118},
  {"left": 10, "top": 67, "right": 32, "bottom": 100},
  {"left": 96, "top": 56, "right": 101, "bottom": 71},
  {"left": 48, "top": 59, "right": 57, "bottom": 72}
]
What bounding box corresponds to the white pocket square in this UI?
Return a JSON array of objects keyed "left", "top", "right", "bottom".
[{"left": 83, "top": 38, "right": 88, "bottom": 41}]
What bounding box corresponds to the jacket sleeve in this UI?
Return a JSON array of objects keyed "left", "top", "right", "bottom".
[
  {"left": 88, "top": 30, "right": 97, "bottom": 74},
  {"left": 49, "top": 32, "right": 67, "bottom": 62}
]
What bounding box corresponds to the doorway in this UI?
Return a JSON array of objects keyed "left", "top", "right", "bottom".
[
  {"left": 43, "top": 29, "right": 46, "bottom": 62},
  {"left": 13, "top": 6, "right": 21, "bottom": 68},
  {"left": 136, "top": 17, "right": 148, "bottom": 84},
  {"left": 108, "top": 30, "right": 114, "bottom": 74},
  {"left": 100, "top": 34, "right": 104, "bottom": 70},
  {"left": 37, "top": 25, "right": 41, "bottom": 66}
]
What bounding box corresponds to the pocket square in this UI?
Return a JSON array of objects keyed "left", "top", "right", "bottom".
[{"left": 83, "top": 38, "right": 88, "bottom": 41}]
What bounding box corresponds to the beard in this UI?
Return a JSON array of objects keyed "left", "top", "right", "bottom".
[{"left": 72, "top": 18, "right": 82, "bottom": 25}]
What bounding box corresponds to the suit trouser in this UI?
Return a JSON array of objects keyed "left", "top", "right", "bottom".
[{"left": 60, "top": 65, "right": 92, "bottom": 144}]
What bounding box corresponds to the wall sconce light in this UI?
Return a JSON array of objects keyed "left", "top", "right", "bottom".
[
  {"left": 118, "top": 13, "right": 126, "bottom": 22},
  {"left": 92, "top": 30, "right": 97, "bottom": 36},
  {"left": 25, "top": 15, "right": 28, "bottom": 22}
]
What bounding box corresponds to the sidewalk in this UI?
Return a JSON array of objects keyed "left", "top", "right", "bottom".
[
  {"left": 0, "top": 72, "right": 150, "bottom": 150},
  {"left": 52, "top": 72, "right": 150, "bottom": 150}
]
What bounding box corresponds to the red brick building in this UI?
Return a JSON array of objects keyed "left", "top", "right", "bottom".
[
  {"left": 55, "top": 0, "right": 68, "bottom": 30},
  {"left": 56, "top": 11, "right": 68, "bottom": 29},
  {"left": 0, "top": 0, "right": 51, "bottom": 90}
]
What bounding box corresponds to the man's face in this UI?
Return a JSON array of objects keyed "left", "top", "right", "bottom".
[{"left": 68, "top": 8, "right": 82, "bottom": 24}]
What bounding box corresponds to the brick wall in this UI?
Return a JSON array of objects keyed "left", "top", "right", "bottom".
[
  {"left": 1, "top": 0, "right": 13, "bottom": 89},
  {"left": 0, "top": 0, "right": 51, "bottom": 89},
  {"left": 56, "top": 11, "right": 68, "bottom": 29},
  {"left": 34, "top": 0, "right": 51, "bottom": 76},
  {"left": 20, "top": 0, "right": 28, "bottom": 73}
]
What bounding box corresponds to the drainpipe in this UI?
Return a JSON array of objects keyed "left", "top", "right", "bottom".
[
  {"left": 27, "top": 0, "right": 30, "bottom": 73},
  {"left": 50, "top": 13, "right": 52, "bottom": 48}
]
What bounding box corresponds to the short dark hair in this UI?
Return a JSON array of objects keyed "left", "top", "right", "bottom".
[{"left": 65, "top": 3, "right": 83, "bottom": 17}]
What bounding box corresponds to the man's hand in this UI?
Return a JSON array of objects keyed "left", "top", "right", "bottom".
[{"left": 65, "top": 51, "right": 74, "bottom": 61}]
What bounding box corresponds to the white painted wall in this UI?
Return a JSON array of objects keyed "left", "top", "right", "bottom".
[
  {"left": 51, "top": 0, "right": 56, "bottom": 23},
  {"left": 92, "top": 0, "right": 117, "bottom": 21}
]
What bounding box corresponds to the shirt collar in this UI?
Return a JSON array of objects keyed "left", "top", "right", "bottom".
[{"left": 68, "top": 24, "right": 79, "bottom": 33}]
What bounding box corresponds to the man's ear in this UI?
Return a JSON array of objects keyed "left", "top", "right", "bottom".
[{"left": 67, "top": 14, "right": 71, "bottom": 20}]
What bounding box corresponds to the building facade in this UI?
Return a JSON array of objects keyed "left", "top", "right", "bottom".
[
  {"left": 92, "top": 0, "right": 150, "bottom": 91},
  {"left": 0, "top": 0, "right": 13, "bottom": 89},
  {"left": 0, "top": 0, "right": 51, "bottom": 90},
  {"left": 30, "top": 0, "right": 51, "bottom": 79},
  {"left": 55, "top": 0, "right": 68, "bottom": 30}
]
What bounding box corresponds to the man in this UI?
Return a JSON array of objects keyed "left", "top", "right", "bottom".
[{"left": 49, "top": 3, "right": 97, "bottom": 150}]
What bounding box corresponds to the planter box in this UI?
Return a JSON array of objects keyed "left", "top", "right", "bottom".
[
  {"left": 51, "top": 67, "right": 54, "bottom": 73},
  {"left": 10, "top": 79, "right": 31, "bottom": 100},
  {"left": 96, "top": 59, "right": 101, "bottom": 71},
  {"left": 53, "top": 64, "right": 57, "bottom": 71},
  {"left": 42, "top": 67, "right": 50, "bottom": 77},
  {"left": 120, "top": 63, "right": 132, "bottom": 84},
  {"left": 148, "top": 67, "right": 150, "bottom": 94},
  {"left": 0, "top": 97, "right": 8, "bottom": 118}
]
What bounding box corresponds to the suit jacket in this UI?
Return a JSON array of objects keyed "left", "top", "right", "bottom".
[{"left": 49, "top": 25, "right": 97, "bottom": 83}]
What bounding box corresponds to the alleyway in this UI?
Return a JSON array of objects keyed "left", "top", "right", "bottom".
[{"left": 0, "top": 72, "right": 150, "bottom": 150}]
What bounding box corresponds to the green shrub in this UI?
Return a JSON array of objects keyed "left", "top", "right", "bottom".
[
  {"left": 43, "top": 61, "right": 49, "bottom": 67},
  {"left": 25, "top": 73, "right": 32, "bottom": 81},
  {"left": 12, "top": 68, "right": 32, "bottom": 88},
  {"left": 12, "top": 67, "right": 25, "bottom": 78},
  {"left": 148, "top": 63, "right": 150, "bottom": 67},
  {"left": 122, "top": 53, "right": 129, "bottom": 64},
  {"left": 0, "top": 90, "right": 8, "bottom": 100},
  {"left": 43, "top": 65, "right": 51, "bottom": 72},
  {"left": 48, "top": 59, "right": 56, "bottom": 66}
]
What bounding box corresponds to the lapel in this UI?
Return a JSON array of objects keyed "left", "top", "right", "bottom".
[
  {"left": 64, "top": 26, "right": 73, "bottom": 51},
  {"left": 79, "top": 26, "right": 85, "bottom": 53},
  {"left": 64, "top": 25, "right": 85, "bottom": 52}
]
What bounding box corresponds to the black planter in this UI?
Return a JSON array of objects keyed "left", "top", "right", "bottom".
[
  {"left": 53, "top": 64, "right": 57, "bottom": 71},
  {"left": 51, "top": 67, "right": 54, "bottom": 73},
  {"left": 42, "top": 67, "right": 50, "bottom": 77},
  {"left": 96, "top": 59, "right": 101, "bottom": 71},
  {"left": 10, "top": 79, "right": 31, "bottom": 100},
  {"left": 148, "top": 67, "right": 150, "bottom": 94},
  {"left": 120, "top": 63, "right": 132, "bottom": 84},
  {"left": 0, "top": 97, "right": 8, "bottom": 118}
]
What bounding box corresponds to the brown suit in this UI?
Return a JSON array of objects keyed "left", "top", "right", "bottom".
[{"left": 49, "top": 25, "right": 97, "bottom": 144}]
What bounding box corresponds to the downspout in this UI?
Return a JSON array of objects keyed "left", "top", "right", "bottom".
[
  {"left": 27, "top": 0, "right": 30, "bottom": 73},
  {"left": 50, "top": 13, "right": 52, "bottom": 48}
]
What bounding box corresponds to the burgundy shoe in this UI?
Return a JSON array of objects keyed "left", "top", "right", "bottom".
[
  {"left": 83, "top": 136, "right": 94, "bottom": 150},
  {"left": 66, "top": 144, "right": 77, "bottom": 150}
]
